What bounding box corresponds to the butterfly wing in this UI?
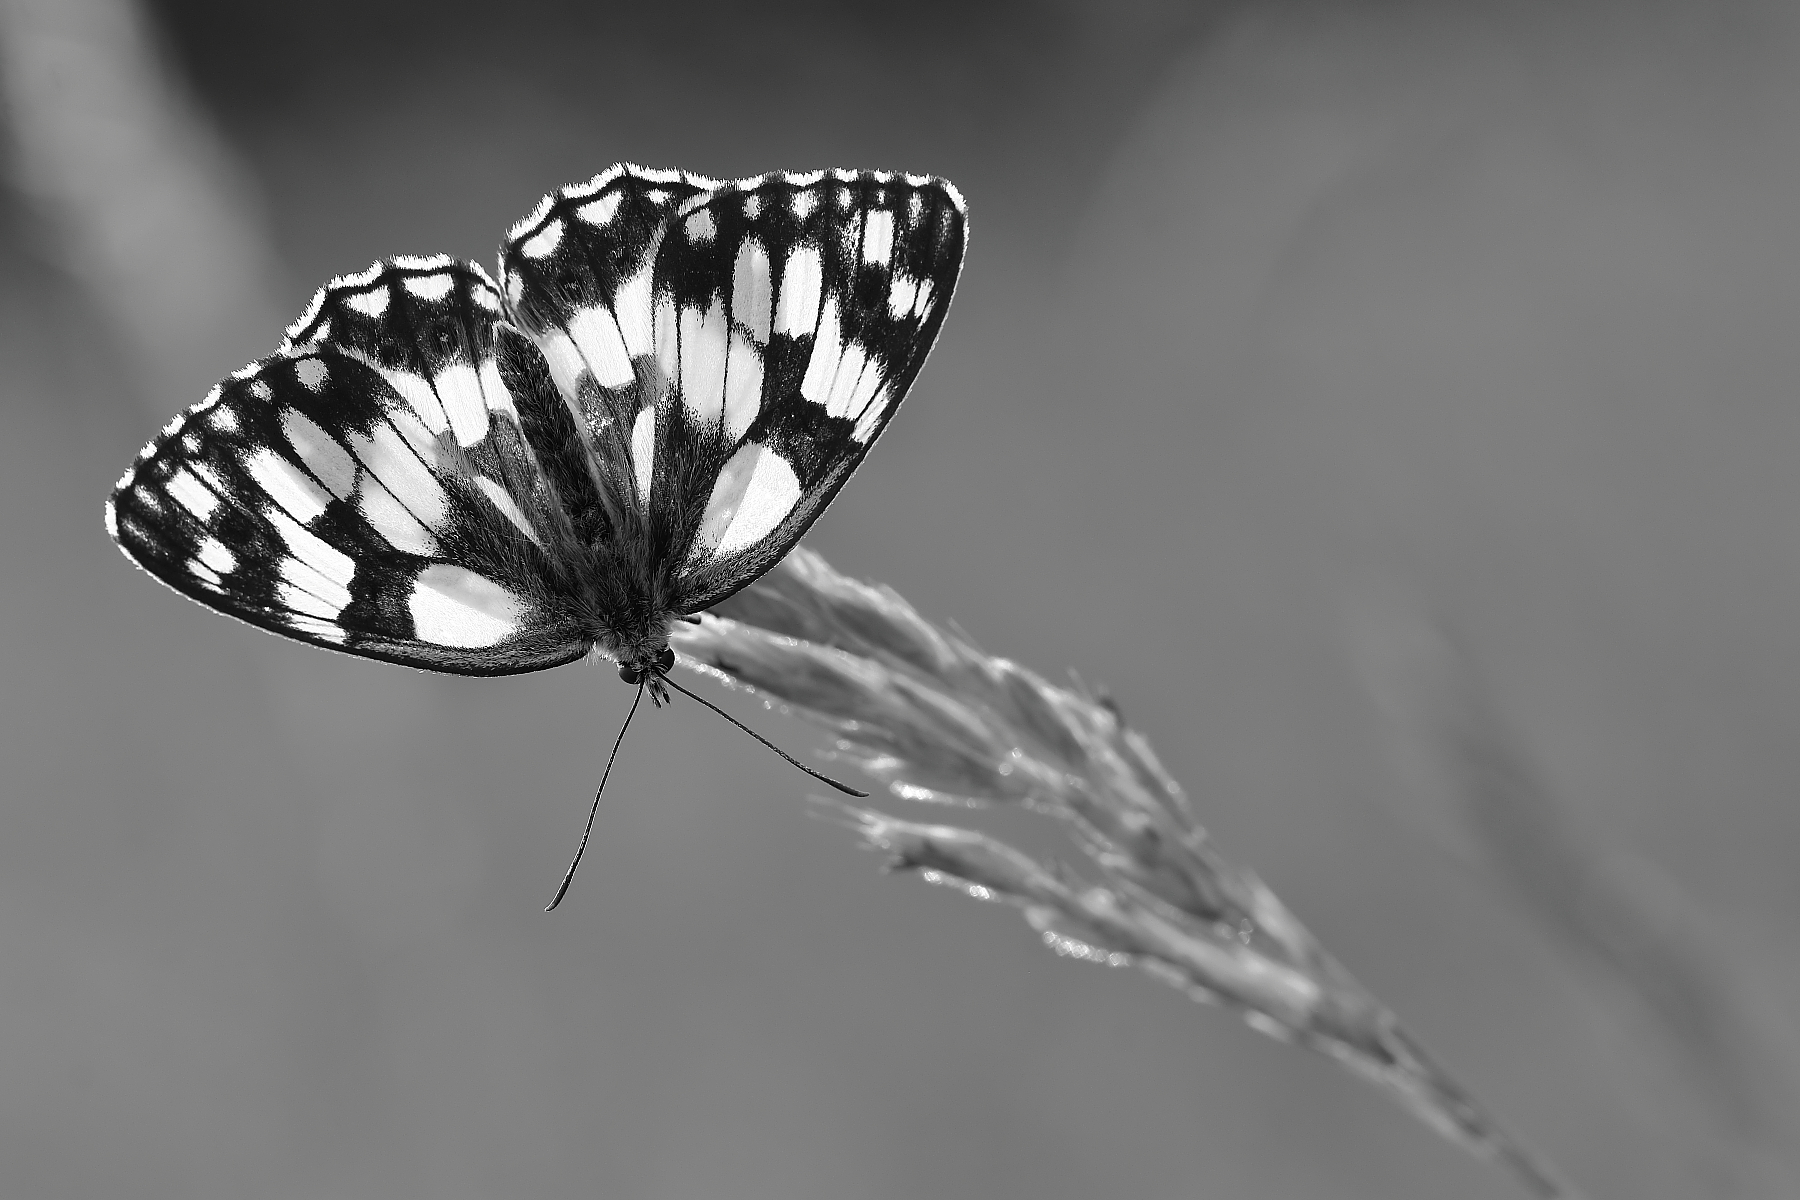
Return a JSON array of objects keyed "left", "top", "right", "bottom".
[
  {"left": 106, "top": 257, "right": 603, "bottom": 675},
  {"left": 498, "top": 164, "right": 720, "bottom": 527},
  {"left": 652, "top": 170, "right": 966, "bottom": 611},
  {"left": 500, "top": 166, "right": 966, "bottom": 616},
  {"left": 111, "top": 167, "right": 964, "bottom": 673}
]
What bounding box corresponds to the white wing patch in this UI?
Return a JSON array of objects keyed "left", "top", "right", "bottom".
[
  {"left": 281, "top": 408, "right": 356, "bottom": 498},
  {"left": 722, "top": 328, "right": 762, "bottom": 443},
  {"left": 799, "top": 296, "right": 842, "bottom": 408},
  {"left": 165, "top": 467, "right": 220, "bottom": 521},
  {"left": 268, "top": 506, "right": 354, "bottom": 620},
  {"left": 476, "top": 358, "right": 521, "bottom": 422},
  {"left": 631, "top": 405, "right": 656, "bottom": 503},
  {"left": 434, "top": 362, "right": 490, "bottom": 448},
  {"left": 612, "top": 267, "right": 655, "bottom": 360},
  {"left": 889, "top": 272, "right": 934, "bottom": 322},
  {"left": 343, "top": 423, "right": 449, "bottom": 535},
  {"left": 403, "top": 274, "right": 454, "bottom": 302},
  {"left": 576, "top": 193, "right": 621, "bottom": 227},
  {"left": 861, "top": 208, "right": 894, "bottom": 266},
  {"left": 391, "top": 366, "right": 451, "bottom": 435},
  {"left": 408, "top": 564, "right": 526, "bottom": 648},
  {"left": 665, "top": 283, "right": 764, "bottom": 444},
  {"left": 564, "top": 305, "right": 635, "bottom": 388},
  {"left": 687, "top": 442, "right": 801, "bottom": 561},
  {"left": 732, "top": 238, "right": 773, "bottom": 344},
  {"left": 814, "top": 326, "right": 881, "bottom": 420},
  {"left": 344, "top": 286, "right": 390, "bottom": 318},
  {"left": 195, "top": 536, "right": 235, "bottom": 577},
  {"left": 247, "top": 448, "right": 330, "bottom": 524},
  {"left": 774, "top": 245, "right": 822, "bottom": 337},
  {"left": 520, "top": 219, "right": 564, "bottom": 260},
  {"left": 677, "top": 297, "right": 729, "bottom": 427},
  {"left": 887, "top": 272, "right": 920, "bottom": 319},
  {"left": 536, "top": 328, "right": 593, "bottom": 398},
  {"left": 356, "top": 473, "right": 438, "bottom": 556}
]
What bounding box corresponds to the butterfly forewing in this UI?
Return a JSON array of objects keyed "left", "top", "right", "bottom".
[
  {"left": 107, "top": 257, "right": 594, "bottom": 675},
  {"left": 634, "top": 169, "right": 967, "bottom": 612}
]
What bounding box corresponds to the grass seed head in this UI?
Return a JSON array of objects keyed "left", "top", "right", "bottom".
[{"left": 671, "top": 547, "right": 1584, "bottom": 1200}]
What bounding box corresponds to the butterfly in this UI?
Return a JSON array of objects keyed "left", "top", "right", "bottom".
[{"left": 106, "top": 164, "right": 967, "bottom": 902}]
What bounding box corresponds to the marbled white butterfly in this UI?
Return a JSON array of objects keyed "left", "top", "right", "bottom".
[{"left": 106, "top": 165, "right": 966, "bottom": 900}]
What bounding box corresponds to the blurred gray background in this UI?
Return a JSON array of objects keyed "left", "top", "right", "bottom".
[{"left": 4, "top": 0, "right": 1800, "bottom": 1196}]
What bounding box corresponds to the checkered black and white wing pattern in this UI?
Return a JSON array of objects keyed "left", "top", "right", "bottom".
[
  {"left": 498, "top": 165, "right": 719, "bottom": 524},
  {"left": 649, "top": 170, "right": 965, "bottom": 610},
  {"left": 106, "top": 257, "right": 598, "bottom": 675},
  {"left": 502, "top": 166, "right": 966, "bottom": 614}
]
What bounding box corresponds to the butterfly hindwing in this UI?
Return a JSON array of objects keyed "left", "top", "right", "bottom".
[
  {"left": 585, "top": 168, "right": 967, "bottom": 612},
  {"left": 107, "top": 257, "right": 596, "bottom": 675}
]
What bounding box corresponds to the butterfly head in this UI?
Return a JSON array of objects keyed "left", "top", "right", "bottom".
[{"left": 617, "top": 644, "right": 676, "bottom": 705}]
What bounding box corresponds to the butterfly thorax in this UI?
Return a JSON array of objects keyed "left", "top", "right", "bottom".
[
  {"left": 583, "top": 568, "right": 677, "bottom": 703},
  {"left": 557, "top": 534, "right": 675, "bottom": 666}
]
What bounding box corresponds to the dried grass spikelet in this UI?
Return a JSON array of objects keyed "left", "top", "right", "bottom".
[{"left": 670, "top": 547, "right": 1584, "bottom": 1200}]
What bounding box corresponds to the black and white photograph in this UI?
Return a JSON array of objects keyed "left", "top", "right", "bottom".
[{"left": 4, "top": 1, "right": 1800, "bottom": 1197}]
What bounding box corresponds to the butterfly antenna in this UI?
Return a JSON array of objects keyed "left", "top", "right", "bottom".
[
  {"left": 658, "top": 672, "right": 868, "bottom": 797},
  {"left": 546, "top": 679, "right": 647, "bottom": 912}
]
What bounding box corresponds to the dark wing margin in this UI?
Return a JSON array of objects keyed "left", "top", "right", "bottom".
[
  {"left": 106, "top": 256, "right": 597, "bottom": 675},
  {"left": 642, "top": 169, "right": 967, "bottom": 612}
]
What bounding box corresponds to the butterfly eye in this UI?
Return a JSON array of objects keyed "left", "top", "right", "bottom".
[
  {"left": 655, "top": 646, "right": 675, "bottom": 674},
  {"left": 617, "top": 663, "right": 643, "bottom": 685}
]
